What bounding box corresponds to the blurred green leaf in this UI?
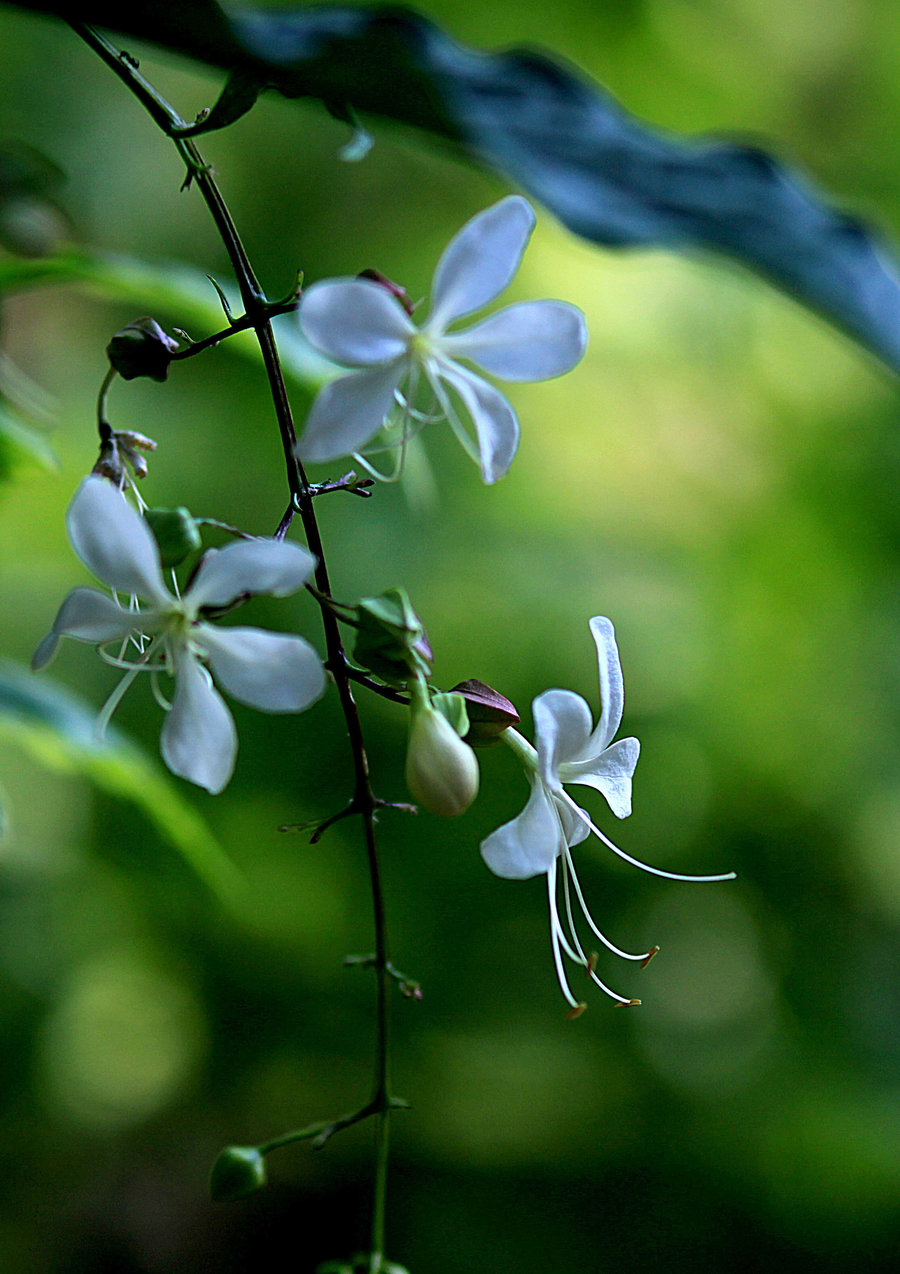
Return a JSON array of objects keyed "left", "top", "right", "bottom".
[
  {"left": 10, "top": 3, "right": 900, "bottom": 372},
  {"left": 0, "top": 141, "right": 70, "bottom": 257},
  {"left": 0, "top": 248, "right": 331, "bottom": 388},
  {"left": 0, "top": 659, "right": 241, "bottom": 902},
  {"left": 0, "top": 402, "right": 56, "bottom": 477}
]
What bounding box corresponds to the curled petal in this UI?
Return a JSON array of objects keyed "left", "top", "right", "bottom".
[
  {"left": 188, "top": 538, "right": 317, "bottom": 609},
  {"left": 437, "top": 364, "right": 520, "bottom": 483},
  {"left": 296, "top": 360, "right": 406, "bottom": 463},
  {"left": 554, "top": 791, "right": 591, "bottom": 848},
  {"left": 201, "top": 625, "right": 326, "bottom": 712},
  {"left": 31, "top": 587, "right": 141, "bottom": 669},
  {"left": 480, "top": 778, "right": 564, "bottom": 879},
  {"left": 443, "top": 301, "right": 587, "bottom": 381},
  {"left": 428, "top": 195, "right": 535, "bottom": 330},
  {"left": 583, "top": 616, "right": 626, "bottom": 755},
  {"left": 66, "top": 477, "right": 170, "bottom": 604},
  {"left": 160, "top": 654, "right": 237, "bottom": 794},
  {"left": 300, "top": 279, "right": 413, "bottom": 366},
  {"left": 560, "top": 736, "right": 640, "bottom": 819},
  {"left": 533, "top": 689, "right": 594, "bottom": 784}
]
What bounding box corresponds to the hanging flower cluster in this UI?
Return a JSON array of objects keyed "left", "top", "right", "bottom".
[
  {"left": 296, "top": 196, "right": 587, "bottom": 482},
  {"left": 481, "top": 617, "right": 734, "bottom": 1013},
  {"left": 33, "top": 477, "right": 325, "bottom": 793}
]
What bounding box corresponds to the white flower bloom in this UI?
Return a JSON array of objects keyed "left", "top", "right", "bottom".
[
  {"left": 33, "top": 477, "right": 326, "bottom": 793},
  {"left": 481, "top": 616, "right": 734, "bottom": 1013},
  {"left": 296, "top": 195, "right": 587, "bottom": 483}
]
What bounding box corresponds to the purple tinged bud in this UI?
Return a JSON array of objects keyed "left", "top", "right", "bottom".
[
  {"left": 450, "top": 678, "right": 520, "bottom": 743},
  {"left": 107, "top": 317, "right": 179, "bottom": 382}
]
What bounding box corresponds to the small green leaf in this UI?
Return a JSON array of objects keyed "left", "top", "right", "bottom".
[
  {"left": 0, "top": 660, "right": 241, "bottom": 904},
  {"left": 354, "top": 587, "right": 432, "bottom": 685},
  {"left": 430, "top": 691, "right": 469, "bottom": 738}
]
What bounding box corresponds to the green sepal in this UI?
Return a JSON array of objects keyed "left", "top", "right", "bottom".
[
  {"left": 209, "top": 1145, "right": 267, "bottom": 1202},
  {"left": 353, "top": 587, "right": 432, "bottom": 685},
  {"left": 144, "top": 507, "right": 202, "bottom": 569},
  {"left": 430, "top": 692, "right": 469, "bottom": 739}
]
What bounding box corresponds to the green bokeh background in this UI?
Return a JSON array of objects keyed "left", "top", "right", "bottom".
[{"left": 2, "top": 1, "right": 900, "bottom": 1270}]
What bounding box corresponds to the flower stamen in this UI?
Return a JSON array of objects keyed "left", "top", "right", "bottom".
[{"left": 560, "top": 789, "right": 736, "bottom": 884}]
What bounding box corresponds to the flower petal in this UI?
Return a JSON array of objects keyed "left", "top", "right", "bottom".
[
  {"left": 481, "top": 777, "right": 565, "bottom": 879},
  {"left": 31, "top": 587, "right": 141, "bottom": 669},
  {"left": 582, "top": 616, "right": 625, "bottom": 756},
  {"left": 160, "top": 654, "right": 237, "bottom": 794},
  {"left": 188, "top": 539, "right": 317, "bottom": 609},
  {"left": 555, "top": 792, "right": 591, "bottom": 848},
  {"left": 442, "top": 301, "right": 587, "bottom": 382},
  {"left": 560, "top": 736, "right": 640, "bottom": 818},
  {"left": 300, "top": 279, "right": 413, "bottom": 366},
  {"left": 66, "top": 477, "right": 169, "bottom": 603},
  {"left": 437, "top": 364, "right": 520, "bottom": 483},
  {"left": 296, "top": 360, "right": 407, "bottom": 464},
  {"left": 533, "top": 689, "right": 593, "bottom": 786},
  {"left": 428, "top": 196, "right": 536, "bottom": 330},
  {"left": 201, "top": 625, "right": 326, "bottom": 712}
]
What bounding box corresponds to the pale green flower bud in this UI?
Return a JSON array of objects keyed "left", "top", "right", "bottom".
[{"left": 406, "top": 690, "right": 479, "bottom": 818}]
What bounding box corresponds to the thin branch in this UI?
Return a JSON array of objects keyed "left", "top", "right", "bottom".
[{"left": 74, "top": 26, "right": 399, "bottom": 1269}]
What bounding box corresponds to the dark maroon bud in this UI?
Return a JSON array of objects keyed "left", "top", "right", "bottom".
[
  {"left": 450, "top": 679, "right": 520, "bottom": 743},
  {"left": 107, "top": 317, "right": 179, "bottom": 381},
  {"left": 356, "top": 268, "right": 415, "bottom": 317}
]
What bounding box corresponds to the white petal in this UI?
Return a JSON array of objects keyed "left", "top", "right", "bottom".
[
  {"left": 31, "top": 587, "right": 139, "bottom": 669},
  {"left": 442, "top": 301, "right": 587, "bottom": 382},
  {"left": 160, "top": 654, "right": 237, "bottom": 794},
  {"left": 188, "top": 538, "right": 317, "bottom": 609},
  {"left": 582, "top": 616, "right": 625, "bottom": 756},
  {"left": 533, "top": 689, "right": 593, "bottom": 785},
  {"left": 201, "top": 625, "right": 326, "bottom": 712},
  {"left": 428, "top": 196, "right": 536, "bottom": 330},
  {"left": 296, "top": 360, "right": 406, "bottom": 463},
  {"left": 560, "top": 737, "right": 640, "bottom": 819},
  {"left": 300, "top": 279, "right": 413, "bottom": 366},
  {"left": 555, "top": 793, "right": 591, "bottom": 848},
  {"left": 437, "top": 364, "right": 520, "bottom": 483},
  {"left": 480, "top": 778, "right": 564, "bottom": 879},
  {"left": 66, "top": 477, "right": 170, "bottom": 603}
]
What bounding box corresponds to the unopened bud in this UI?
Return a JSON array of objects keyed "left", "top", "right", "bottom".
[
  {"left": 450, "top": 678, "right": 520, "bottom": 743},
  {"left": 107, "top": 317, "right": 179, "bottom": 382},
  {"left": 406, "top": 701, "right": 479, "bottom": 818},
  {"left": 144, "top": 507, "right": 202, "bottom": 569},
  {"left": 209, "top": 1145, "right": 267, "bottom": 1202},
  {"left": 357, "top": 268, "right": 414, "bottom": 316}
]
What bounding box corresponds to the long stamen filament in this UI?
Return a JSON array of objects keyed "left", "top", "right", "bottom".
[
  {"left": 558, "top": 854, "right": 636, "bottom": 1004},
  {"left": 546, "top": 860, "right": 584, "bottom": 1012},
  {"left": 560, "top": 789, "right": 736, "bottom": 883},
  {"left": 562, "top": 844, "right": 654, "bottom": 962}
]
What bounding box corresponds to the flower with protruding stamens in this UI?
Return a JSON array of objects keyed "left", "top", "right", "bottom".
[
  {"left": 481, "top": 616, "right": 734, "bottom": 1012},
  {"left": 296, "top": 195, "right": 587, "bottom": 483},
  {"left": 33, "top": 476, "right": 326, "bottom": 793}
]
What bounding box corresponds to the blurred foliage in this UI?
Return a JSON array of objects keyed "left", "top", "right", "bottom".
[{"left": 1, "top": 2, "right": 900, "bottom": 1272}]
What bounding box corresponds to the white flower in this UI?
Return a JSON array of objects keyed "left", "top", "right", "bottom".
[
  {"left": 33, "top": 477, "right": 326, "bottom": 794},
  {"left": 481, "top": 616, "right": 734, "bottom": 1013},
  {"left": 296, "top": 195, "right": 587, "bottom": 483}
]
